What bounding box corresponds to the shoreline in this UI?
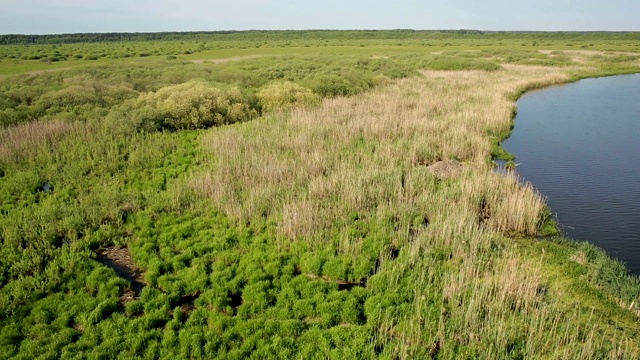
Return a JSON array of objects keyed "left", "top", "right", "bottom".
[{"left": 496, "top": 71, "right": 640, "bottom": 277}]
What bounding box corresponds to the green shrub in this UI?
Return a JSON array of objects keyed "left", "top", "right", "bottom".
[
  {"left": 35, "top": 85, "right": 99, "bottom": 109},
  {"left": 125, "top": 300, "right": 144, "bottom": 317},
  {"left": 84, "top": 298, "right": 120, "bottom": 325},
  {"left": 131, "top": 81, "right": 257, "bottom": 130},
  {"left": 306, "top": 74, "right": 355, "bottom": 97},
  {"left": 321, "top": 258, "right": 350, "bottom": 280},
  {"left": 257, "top": 81, "right": 320, "bottom": 112}
]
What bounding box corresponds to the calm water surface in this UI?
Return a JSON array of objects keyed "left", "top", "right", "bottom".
[{"left": 502, "top": 74, "right": 640, "bottom": 274}]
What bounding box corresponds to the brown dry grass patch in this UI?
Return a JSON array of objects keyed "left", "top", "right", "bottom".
[
  {"left": 0, "top": 120, "right": 86, "bottom": 164},
  {"left": 192, "top": 65, "right": 570, "bottom": 242},
  {"left": 190, "top": 65, "right": 640, "bottom": 357},
  {"left": 426, "top": 159, "right": 463, "bottom": 179}
]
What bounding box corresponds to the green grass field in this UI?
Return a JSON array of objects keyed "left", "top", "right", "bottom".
[{"left": 1, "top": 30, "right": 640, "bottom": 359}]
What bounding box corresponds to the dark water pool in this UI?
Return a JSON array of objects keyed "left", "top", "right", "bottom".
[{"left": 501, "top": 73, "right": 640, "bottom": 274}]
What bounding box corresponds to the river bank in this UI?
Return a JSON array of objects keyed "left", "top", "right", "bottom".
[{"left": 501, "top": 73, "right": 640, "bottom": 274}]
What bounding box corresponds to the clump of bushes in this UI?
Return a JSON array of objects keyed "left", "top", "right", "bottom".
[
  {"left": 306, "top": 73, "right": 374, "bottom": 97},
  {"left": 35, "top": 85, "right": 98, "bottom": 109},
  {"left": 257, "top": 81, "right": 320, "bottom": 112},
  {"left": 130, "top": 81, "right": 257, "bottom": 131}
]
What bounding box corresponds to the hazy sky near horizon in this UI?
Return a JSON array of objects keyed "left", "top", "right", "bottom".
[{"left": 1, "top": 0, "right": 639, "bottom": 34}]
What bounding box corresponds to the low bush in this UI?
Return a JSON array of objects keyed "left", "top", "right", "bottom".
[
  {"left": 306, "top": 74, "right": 358, "bottom": 97},
  {"left": 257, "top": 81, "right": 320, "bottom": 112},
  {"left": 130, "top": 81, "right": 257, "bottom": 131},
  {"left": 35, "top": 85, "right": 99, "bottom": 109}
]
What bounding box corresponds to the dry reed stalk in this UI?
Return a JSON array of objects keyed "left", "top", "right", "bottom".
[
  {"left": 0, "top": 120, "right": 84, "bottom": 164},
  {"left": 193, "top": 66, "right": 569, "bottom": 245},
  {"left": 190, "top": 65, "right": 640, "bottom": 357}
]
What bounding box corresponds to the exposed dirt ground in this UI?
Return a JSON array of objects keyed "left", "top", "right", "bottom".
[{"left": 96, "top": 247, "right": 145, "bottom": 303}]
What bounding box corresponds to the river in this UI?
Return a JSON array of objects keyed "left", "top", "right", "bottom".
[{"left": 501, "top": 73, "right": 640, "bottom": 274}]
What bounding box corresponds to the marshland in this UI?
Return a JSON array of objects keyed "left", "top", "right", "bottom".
[{"left": 1, "top": 31, "right": 640, "bottom": 359}]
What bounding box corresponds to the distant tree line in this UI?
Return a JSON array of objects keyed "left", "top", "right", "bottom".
[
  {"left": 0, "top": 31, "right": 242, "bottom": 45},
  {"left": 1, "top": 30, "right": 639, "bottom": 45}
]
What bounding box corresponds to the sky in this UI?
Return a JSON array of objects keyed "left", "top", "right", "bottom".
[{"left": 1, "top": 0, "right": 639, "bottom": 35}]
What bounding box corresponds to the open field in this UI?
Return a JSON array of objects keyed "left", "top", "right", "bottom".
[
  {"left": 2, "top": 30, "right": 640, "bottom": 76},
  {"left": 1, "top": 31, "right": 640, "bottom": 359}
]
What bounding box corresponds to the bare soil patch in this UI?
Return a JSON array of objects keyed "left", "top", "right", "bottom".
[
  {"left": 306, "top": 273, "right": 367, "bottom": 291},
  {"left": 96, "top": 247, "right": 145, "bottom": 302}
]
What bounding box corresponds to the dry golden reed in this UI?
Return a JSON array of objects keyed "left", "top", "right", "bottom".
[
  {"left": 191, "top": 64, "right": 640, "bottom": 358},
  {"left": 0, "top": 120, "right": 85, "bottom": 164},
  {"left": 192, "top": 65, "right": 568, "bottom": 241}
]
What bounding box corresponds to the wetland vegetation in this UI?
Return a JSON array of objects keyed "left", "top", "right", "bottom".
[{"left": 1, "top": 30, "right": 640, "bottom": 359}]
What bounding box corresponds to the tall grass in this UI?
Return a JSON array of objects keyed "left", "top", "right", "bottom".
[
  {"left": 193, "top": 66, "right": 569, "bottom": 241},
  {"left": 0, "top": 120, "right": 85, "bottom": 164},
  {"left": 192, "top": 65, "right": 640, "bottom": 357}
]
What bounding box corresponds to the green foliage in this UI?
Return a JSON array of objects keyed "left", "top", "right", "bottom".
[
  {"left": 307, "top": 74, "right": 361, "bottom": 97},
  {"left": 84, "top": 298, "right": 121, "bottom": 326},
  {"left": 257, "top": 81, "right": 320, "bottom": 112},
  {"left": 575, "top": 242, "right": 640, "bottom": 304},
  {"left": 538, "top": 210, "right": 561, "bottom": 237},
  {"left": 130, "top": 81, "right": 257, "bottom": 130}
]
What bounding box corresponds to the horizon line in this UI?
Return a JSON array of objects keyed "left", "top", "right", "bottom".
[{"left": 2, "top": 29, "right": 640, "bottom": 37}]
